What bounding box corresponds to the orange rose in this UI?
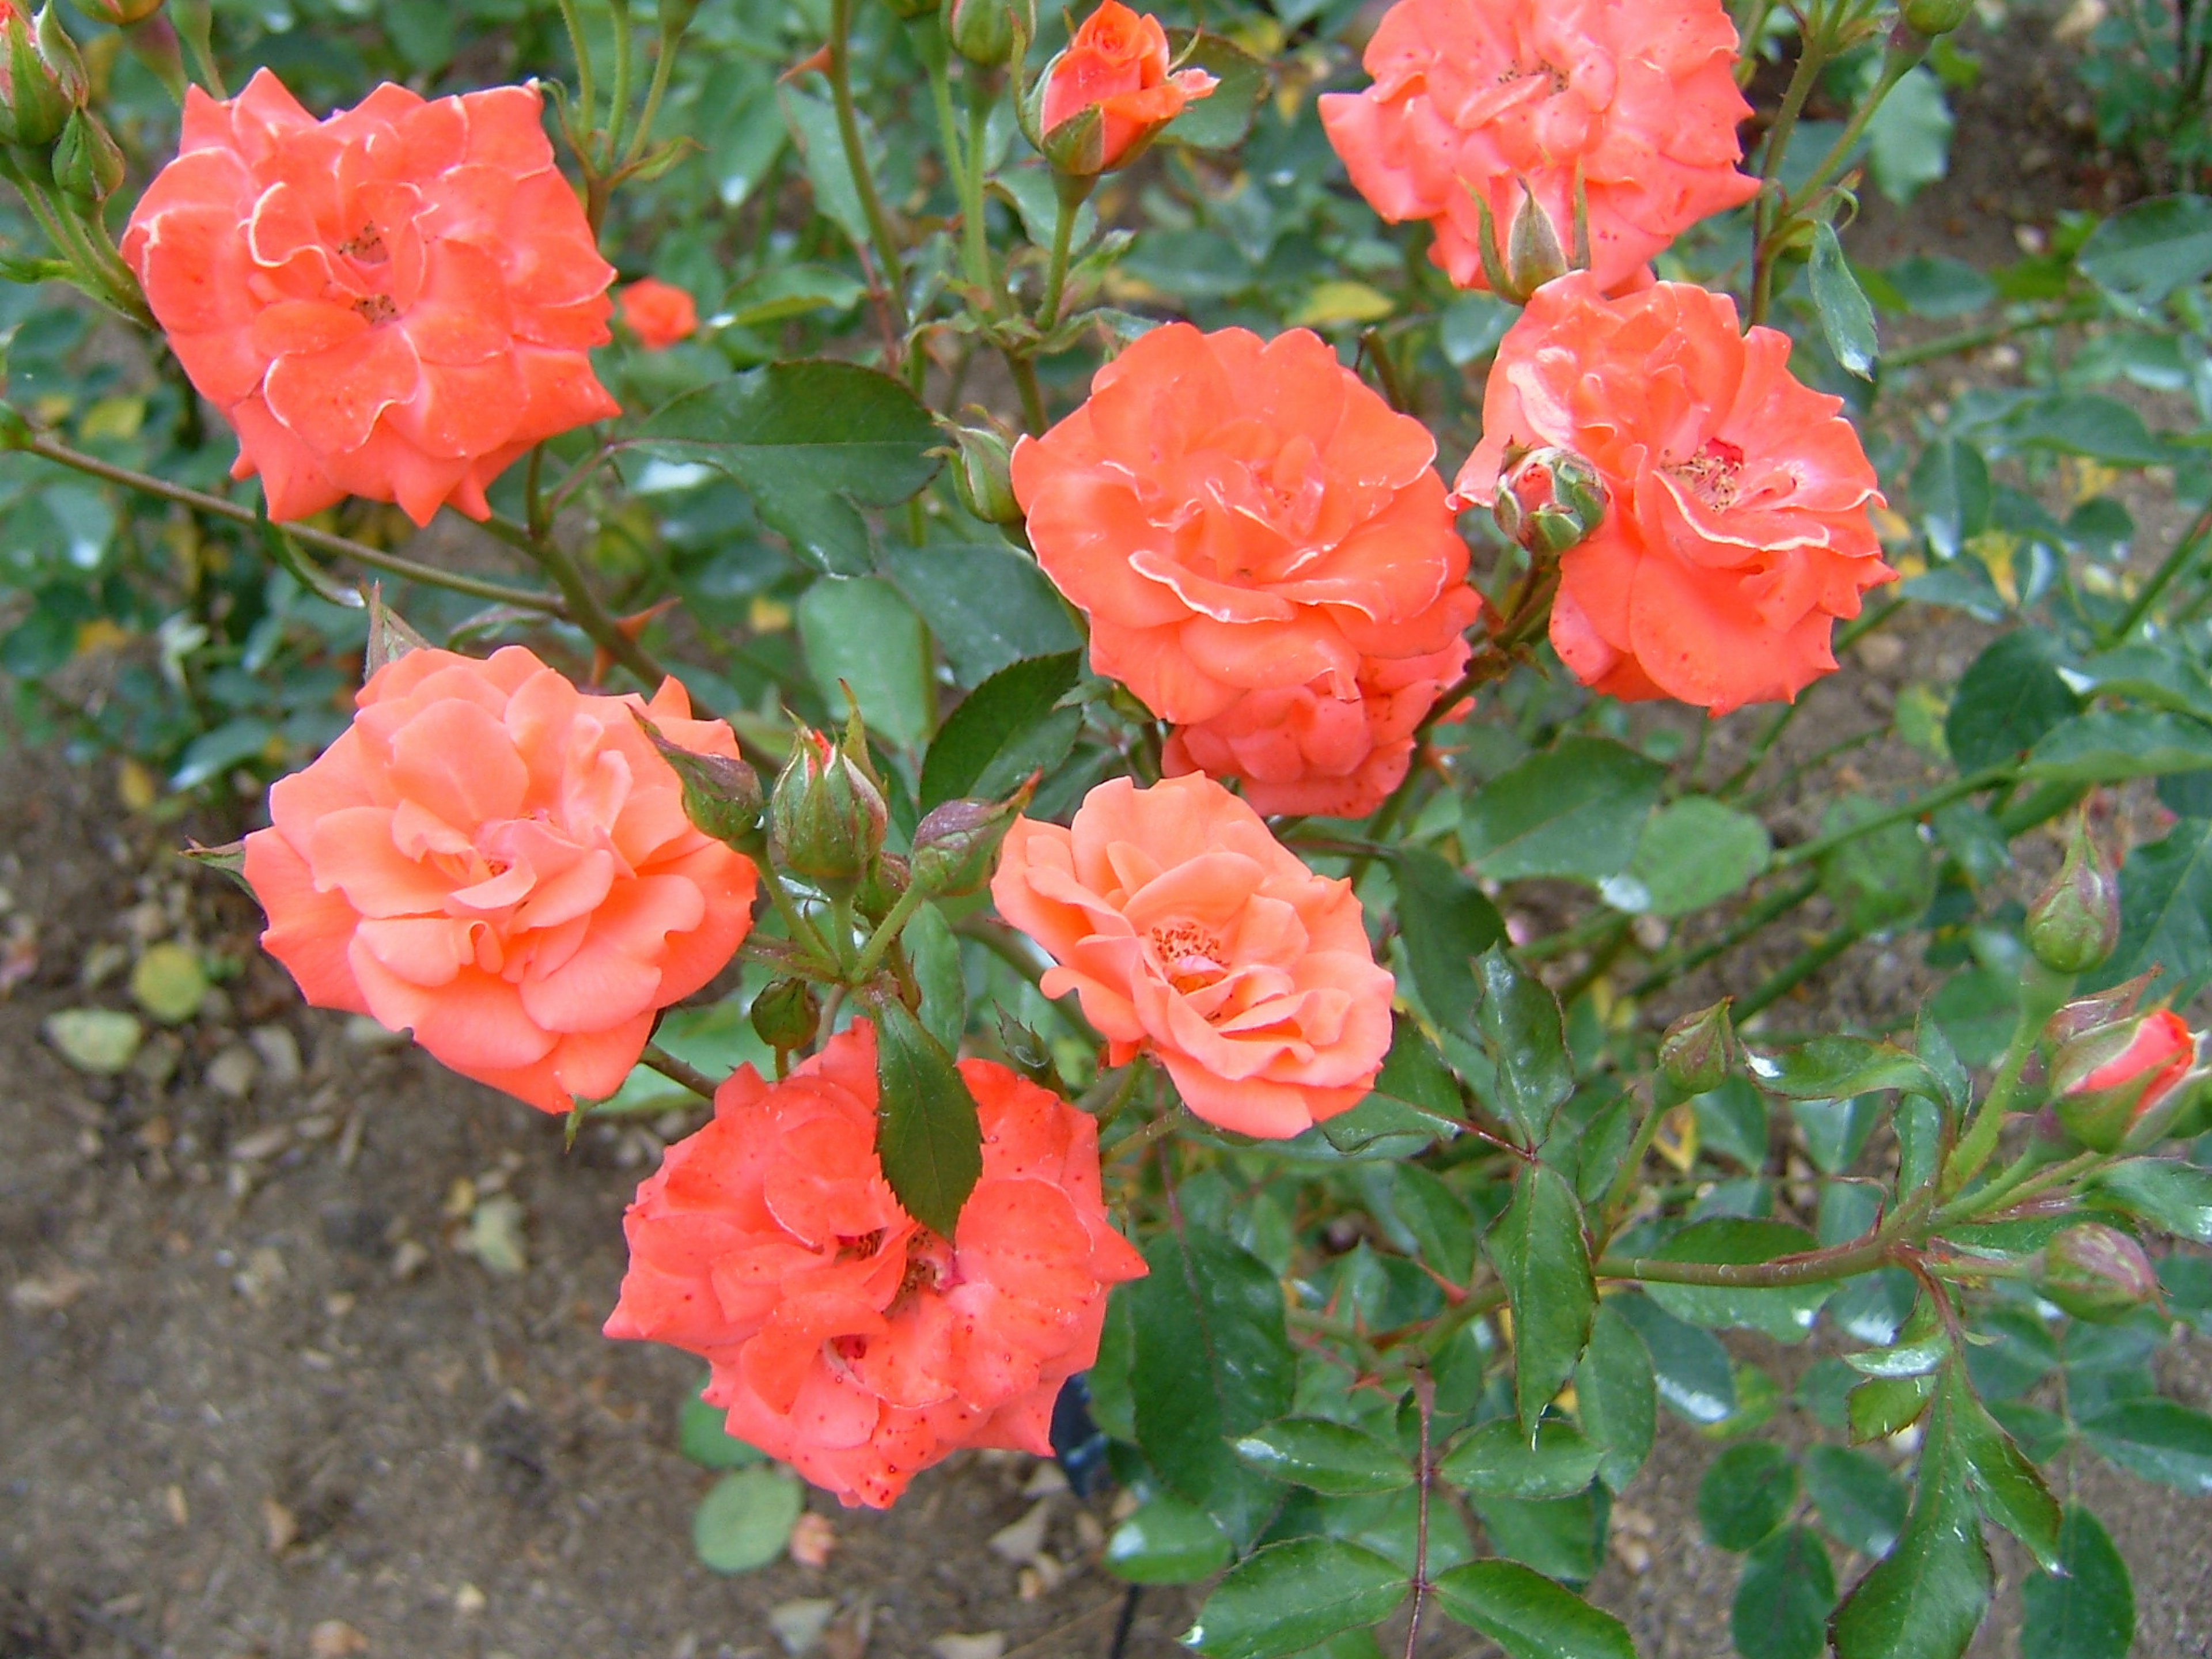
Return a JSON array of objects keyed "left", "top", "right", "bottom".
[
  {"left": 243, "top": 646, "right": 758, "bottom": 1113},
  {"left": 1162, "top": 616, "right": 1475, "bottom": 818},
  {"left": 618, "top": 276, "right": 699, "bottom": 351},
  {"left": 122, "top": 71, "right": 620, "bottom": 526},
  {"left": 1037, "top": 0, "right": 1216, "bottom": 174},
  {"left": 1011, "top": 323, "right": 1476, "bottom": 726},
  {"left": 991, "top": 774, "right": 1395, "bottom": 1138},
  {"left": 1319, "top": 0, "right": 1759, "bottom": 295},
  {"left": 1452, "top": 274, "right": 1892, "bottom": 715},
  {"left": 603, "top": 1022, "right": 1145, "bottom": 1508}
]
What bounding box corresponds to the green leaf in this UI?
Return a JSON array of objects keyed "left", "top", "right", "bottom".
[
  {"left": 2086, "top": 1157, "right": 2212, "bottom": 1241},
  {"left": 1693, "top": 1077, "right": 1771, "bottom": 1170},
  {"left": 1802, "top": 1444, "right": 1907, "bottom": 1557},
  {"left": 1748, "top": 1037, "right": 1941, "bottom": 1103},
  {"left": 1488, "top": 1163, "right": 1597, "bottom": 1439},
  {"left": 2077, "top": 193, "right": 2212, "bottom": 307},
  {"left": 1327, "top": 1014, "right": 1466, "bottom": 1154},
  {"left": 2022, "top": 708, "right": 2212, "bottom": 783},
  {"left": 1865, "top": 65, "right": 1953, "bottom": 205},
  {"left": 872, "top": 1000, "right": 983, "bottom": 1237},
  {"left": 638, "top": 361, "right": 941, "bottom": 576},
  {"left": 1732, "top": 1527, "right": 1836, "bottom": 1659},
  {"left": 1817, "top": 797, "right": 1937, "bottom": 933},
  {"left": 882, "top": 543, "right": 1081, "bottom": 688},
  {"left": 1829, "top": 1383, "right": 1991, "bottom": 1659},
  {"left": 1432, "top": 1560, "right": 1637, "bottom": 1659},
  {"left": 2020, "top": 1506, "right": 2135, "bottom": 1659},
  {"left": 1131, "top": 1225, "right": 1297, "bottom": 1528},
  {"left": 1810, "top": 223, "right": 1880, "bottom": 378},
  {"left": 679, "top": 1387, "right": 766, "bottom": 1470},
  {"left": 2092, "top": 816, "right": 2212, "bottom": 998},
  {"left": 1232, "top": 1419, "right": 1412, "bottom": 1497},
  {"left": 2000, "top": 393, "right": 2174, "bottom": 467},
  {"left": 1945, "top": 630, "right": 2080, "bottom": 771},
  {"left": 1643, "top": 1219, "right": 1835, "bottom": 1343},
  {"left": 1698, "top": 1441, "right": 1798, "bottom": 1550},
  {"left": 797, "top": 577, "right": 935, "bottom": 749},
  {"left": 1473, "top": 945, "right": 1574, "bottom": 1145},
  {"left": 1847, "top": 1372, "right": 1936, "bottom": 1444},
  {"left": 1184, "top": 1538, "right": 1407, "bottom": 1659},
  {"left": 905, "top": 902, "right": 965, "bottom": 1052},
  {"left": 1390, "top": 848, "right": 1505, "bottom": 1035},
  {"left": 1462, "top": 737, "right": 1666, "bottom": 883},
  {"left": 1946, "top": 1366, "right": 2061, "bottom": 1572},
  {"left": 691, "top": 1466, "right": 802, "bottom": 1574},
  {"left": 718, "top": 263, "right": 866, "bottom": 329},
  {"left": 1575, "top": 1304, "right": 1656, "bottom": 1493},
  {"left": 2080, "top": 1397, "right": 2212, "bottom": 1492},
  {"left": 2067, "top": 644, "right": 2212, "bottom": 723},
  {"left": 781, "top": 86, "right": 880, "bottom": 248},
  {"left": 1911, "top": 437, "right": 1991, "bottom": 560},
  {"left": 1440, "top": 1420, "right": 1605, "bottom": 1499},
  {"left": 1160, "top": 29, "right": 1270, "bottom": 151},
  {"left": 1378, "top": 1164, "right": 1475, "bottom": 1282},
  {"left": 1609, "top": 1292, "right": 1736, "bottom": 1425},
  {"left": 1792, "top": 1096, "right": 1884, "bottom": 1175},
  {"left": 1881, "top": 254, "right": 1994, "bottom": 317},
  {"left": 1105, "top": 1494, "right": 1236, "bottom": 1584},
  {"left": 918, "top": 650, "right": 1081, "bottom": 810},
  {"left": 1608, "top": 798, "right": 1772, "bottom": 916}
]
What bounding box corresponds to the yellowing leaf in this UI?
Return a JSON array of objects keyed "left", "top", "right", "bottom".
[
  {"left": 748, "top": 595, "right": 791, "bottom": 632},
  {"left": 79, "top": 396, "right": 145, "bottom": 442},
  {"left": 1290, "top": 281, "right": 1395, "bottom": 328}
]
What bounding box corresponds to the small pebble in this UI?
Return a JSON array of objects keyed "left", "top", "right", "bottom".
[{"left": 204, "top": 1045, "right": 260, "bottom": 1099}]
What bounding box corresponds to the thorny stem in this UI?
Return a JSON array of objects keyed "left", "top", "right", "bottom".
[
  {"left": 1784, "top": 38, "right": 1926, "bottom": 217},
  {"left": 755, "top": 862, "right": 839, "bottom": 971},
  {"left": 640, "top": 1041, "right": 718, "bottom": 1101},
  {"left": 1748, "top": 12, "right": 1833, "bottom": 327},
  {"left": 851, "top": 883, "right": 927, "bottom": 981},
  {"left": 2104, "top": 496, "right": 2212, "bottom": 646},
  {"left": 1402, "top": 1367, "right": 1437, "bottom": 1659},
  {"left": 556, "top": 0, "right": 600, "bottom": 142},
  {"left": 621, "top": 22, "right": 684, "bottom": 169},
  {"left": 1772, "top": 764, "right": 2017, "bottom": 869},
  {"left": 476, "top": 512, "right": 671, "bottom": 687},
  {"left": 1598, "top": 1178, "right": 1937, "bottom": 1287},
  {"left": 1945, "top": 959, "right": 2074, "bottom": 1194},
  {"left": 827, "top": 0, "right": 909, "bottom": 335},
  {"left": 1885, "top": 299, "right": 2100, "bottom": 368},
  {"left": 1109, "top": 1103, "right": 1189, "bottom": 1161},
  {"left": 604, "top": 0, "right": 635, "bottom": 163}
]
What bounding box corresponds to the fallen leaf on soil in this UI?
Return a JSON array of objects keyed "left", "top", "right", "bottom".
[
  {"left": 769, "top": 1598, "right": 836, "bottom": 1656},
  {"left": 930, "top": 1636, "right": 1005, "bottom": 1659},
  {"left": 467, "top": 1196, "right": 528, "bottom": 1276},
  {"left": 306, "top": 1618, "right": 367, "bottom": 1656},
  {"left": 788, "top": 1510, "right": 837, "bottom": 1567},
  {"left": 988, "top": 1499, "right": 1051, "bottom": 1565},
  {"left": 131, "top": 942, "right": 208, "bottom": 1024},
  {"left": 44, "top": 1007, "right": 143, "bottom": 1074},
  {"left": 264, "top": 1496, "right": 298, "bottom": 1555},
  {"left": 164, "top": 1484, "right": 188, "bottom": 1526},
  {"left": 8, "top": 1268, "right": 90, "bottom": 1312}
]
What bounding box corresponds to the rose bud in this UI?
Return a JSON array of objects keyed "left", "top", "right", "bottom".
[
  {"left": 1901, "top": 0, "right": 1973, "bottom": 36},
  {"left": 911, "top": 779, "right": 1036, "bottom": 899},
  {"left": 2026, "top": 811, "right": 2120, "bottom": 975},
  {"left": 79, "top": 0, "right": 165, "bottom": 23},
  {"left": 1491, "top": 445, "right": 1607, "bottom": 559},
  {"left": 0, "top": 5, "right": 86, "bottom": 151},
  {"left": 2040, "top": 1222, "right": 2162, "bottom": 1323},
  {"left": 751, "top": 976, "right": 821, "bottom": 1055},
  {"left": 770, "top": 728, "right": 888, "bottom": 887},
  {"left": 944, "top": 419, "right": 1023, "bottom": 526},
  {"left": 2051, "top": 1009, "right": 2201, "bottom": 1153},
  {"left": 50, "top": 106, "right": 122, "bottom": 203},
  {"left": 855, "top": 850, "right": 911, "bottom": 923},
  {"left": 1658, "top": 1001, "right": 1736, "bottom": 1099},
  {"left": 946, "top": 0, "right": 1030, "bottom": 67},
  {"left": 1032, "top": 0, "right": 1215, "bottom": 177},
  {"left": 637, "top": 715, "right": 766, "bottom": 854},
  {"left": 2043, "top": 971, "right": 2155, "bottom": 1051},
  {"left": 994, "top": 1009, "right": 1060, "bottom": 1091}
]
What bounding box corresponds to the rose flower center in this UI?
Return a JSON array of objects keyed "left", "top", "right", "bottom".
[
  {"left": 1666, "top": 436, "right": 1747, "bottom": 512},
  {"left": 1150, "top": 919, "right": 1231, "bottom": 995}
]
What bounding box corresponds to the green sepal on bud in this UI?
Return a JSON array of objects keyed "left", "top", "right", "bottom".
[
  {"left": 942, "top": 417, "right": 1024, "bottom": 526},
  {"left": 1493, "top": 444, "right": 1607, "bottom": 559},
  {"left": 944, "top": 0, "right": 1029, "bottom": 67},
  {"left": 1900, "top": 0, "right": 1972, "bottom": 37},
  {"left": 910, "top": 775, "right": 1035, "bottom": 899},
  {"left": 0, "top": 5, "right": 85, "bottom": 151},
  {"left": 634, "top": 715, "right": 766, "bottom": 854},
  {"left": 51, "top": 108, "right": 122, "bottom": 203},
  {"left": 855, "top": 850, "right": 911, "bottom": 924},
  {"left": 1472, "top": 177, "right": 1589, "bottom": 305},
  {"left": 2025, "top": 809, "right": 2120, "bottom": 975},
  {"left": 994, "top": 1009, "right": 1060, "bottom": 1092},
  {"left": 750, "top": 976, "right": 821, "bottom": 1054},
  {"left": 1657, "top": 999, "right": 1735, "bottom": 1100},
  {"left": 769, "top": 724, "right": 888, "bottom": 887},
  {"left": 2040, "top": 1222, "right": 2162, "bottom": 1323}
]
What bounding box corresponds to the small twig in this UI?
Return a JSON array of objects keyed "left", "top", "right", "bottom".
[
  {"left": 1402, "top": 1366, "right": 1437, "bottom": 1659},
  {"left": 641, "top": 1041, "right": 719, "bottom": 1101}
]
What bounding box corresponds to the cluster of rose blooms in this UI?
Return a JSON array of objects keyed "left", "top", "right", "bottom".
[{"left": 117, "top": 0, "right": 1923, "bottom": 1505}]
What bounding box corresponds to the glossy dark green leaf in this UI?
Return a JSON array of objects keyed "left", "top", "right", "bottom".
[
  {"left": 1947, "top": 1366, "right": 2062, "bottom": 1572},
  {"left": 1183, "top": 1538, "right": 1407, "bottom": 1659},
  {"left": 1847, "top": 1371, "right": 1937, "bottom": 1444},
  {"left": 2069, "top": 645, "right": 2212, "bottom": 723},
  {"left": 1432, "top": 1560, "right": 1637, "bottom": 1659},
  {"left": 1697, "top": 1441, "right": 1797, "bottom": 1550},
  {"left": 1944, "top": 630, "right": 2080, "bottom": 772},
  {"left": 1749, "top": 1038, "right": 1941, "bottom": 1103},
  {"left": 1439, "top": 1420, "right": 1605, "bottom": 1499},
  {"left": 1810, "top": 223, "right": 1880, "bottom": 377},
  {"left": 1611, "top": 796, "right": 1772, "bottom": 916},
  {"left": 1381, "top": 1164, "right": 1475, "bottom": 1282},
  {"left": 1390, "top": 847, "right": 1505, "bottom": 1036},
  {"left": 872, "top": 1001, "right": 983, "bottom": 1237},
  {"left": 2092, "top": 816, "right": 2212, "bottom": 998},
  {"left": 2077, "top": 193, "right": 2212, "bottom": 306},
  {"left": 1105, "top": 1494, "right": 1236, "bottom": 1584},
  {"left": 1467, "top": 1490, "right": 1601, "bottom": 1584},
  {"left": 638, "top": 361, "right": 941, "bottom": 575},
  {"left": 1609, "top": 1291, "right": 1736, "bottom": 1425},
  {"left": 918, "top": 650, "right": 1082, "bottom": 810},
  {"left": 882, "top": 543, "right": 1081, "bottom": 687},
  {"left": 1910, "top": 438, "right": 1991, "bottom": 560},
  {"left": 1160, "top": 29, "right": 1270, "bottom": 150},
  {"left": 1817, "top": 797, "right": 1937, "bottom": 934},
  {"left": 1999, "top": 393, "right": 2173, "bottom": 467},
  {"left": 2080, "top": 1397, "right": 2212, "bottom": 1492},
  {"left": 1232, "top": 1419, "right": 1413, "bottom": 1497},
  {"left": 1473, "top": 945, "right": 1573, "bottom": 1146},
  {"left": 1802, "top": 1444, "right": 1907, "bottom": 1557},
  {"left": 1791, "top": 1096, "right": 1884, "bottom": 1175},
  {"left": 1829, "top": 1384, "right": 1991, "bottom": 1659},
  {"left": 1731, "top": 1526, "right": 1836, "bottom": 1659},
  {"left": 1328, "top": 1015, "right": 1464, "bottom": 1154},
  {"left": 1883, "top": 253, "right": 1994, "bottom": 316},
  {"left": 2086, "top": 1157, "right": 2212, "bottom": 1241},
  {"left": 1643, "top": 1219, "right": 1835, "bottom": 1343},
  {"left": 1461, "top": 736, "right": 1665, "bottom": 883},
  {"left": 2022, "top": 709, "right": 2212, "bottom": 783},
  {"left": 1487, "top": 1163, "right": 1597, "bottom": 1438},
  {"left": 2021, "top": 1506, "right": 2135, "bottom": 1659},
  {"left": 1575, "top": 1304, "right": 1656, "bottom": 1493}
]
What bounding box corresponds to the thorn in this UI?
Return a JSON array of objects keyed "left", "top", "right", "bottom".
[{"left": 588, "top": 596, "right": 681, "bottom": 687}]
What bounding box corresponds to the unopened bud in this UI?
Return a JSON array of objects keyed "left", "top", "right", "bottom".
[
  {"left": 910, "top": 779, "right": 1035, "bottom": 899},
  {"left": 51, "top": 108, "right": 122, "bottom": 202},
  {"left": 636, "top": 717, "right": 765, "bottom": 854},
  {"left": 995, "top": 1009, "right": 1060, "bottom": 1090},
  {"left": 1505, "top": 183, "right": 1568, "bottom": 296},
  {"left": 2027, "top": 811, "right": 2120, "bottom": 975},
  {"left": 751, "top": 977, "right": 821, "bottom": 1052},
  {"left": 1658, "top": 1000, "right": 1736, "bottom": 1099},
  {"left": 1493, "top": 445, "right": 1607, "bottom": 559},
  {"left": 2051, "top": 1009, "right": 2200, "bottom": 1153},
  {"left": 945, "top": 419, "right": 1023, "bottom": 525},
  {"left": 770, "top": 727, "right": 888, "bottom": 886},
  {"left": 79, "top": 0, "right": 166, "bottom": 22},
  {"left": 2041, "top": 1222, "right": 2161, "bottom": 1323},
  {"left": 945, "top": 0, "right": 1028, "bottom": 67},
  {"left": 0, "top": 6, "right": 86, "bottom": 151},
  {"left": 1900, "top": 0, "right": 1971, "bottom": 36},
  {"left": 855, "top": 850, "right": 911, "bottom": 923},
  {"left": 2043, "top": 971, "right": 2154, "bottom": 1051}
]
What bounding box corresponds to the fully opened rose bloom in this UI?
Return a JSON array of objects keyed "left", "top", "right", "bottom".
[
  {"left": 122, "top": 71, "right": 620, "bottom": 526},
  {"left": 603, "top": 1022, "right": 1145, "bottom": 1508},
  {"left": 1453, "top": 274, "right": 1892, "bottom": 715},
  {"left": 1012, "top": 323, "right": 1476, "bottom": 730},
  {"left": 1319, "top": 0, "right": 1759, "bottom": 294},
  {"left": 1039, "top": 0, "right": 1216, "bottom": 173},
  {"left": 992, "top": 774, "right": 1394, "bottom": 1138},
  {"left": 619, "top": 276, "right": 699, "bottom": 351},
  {"left": 1162, "top": 624, "right": 1474, "bottom": 818},
  {"left": 243, "top": 646, "right": 757, "bottom": 1113}
]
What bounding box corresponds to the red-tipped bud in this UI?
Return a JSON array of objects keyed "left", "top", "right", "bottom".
[
  {"left": 2027, "top": 812, "right": 2120, "bottom": 975},
  {"left": 2052, "top": 1009, "right": 2200, "bottom": 1153},
  {"left": 2041, "top": 1222, "right": 2162, "bottom": 1323},
  {"left": 1657, "top": 999, "right": 1735, "bottom": 1099},
  {"left": 910, "top": 778, "right": 1035, "bottom": 899},
  {"left": 2044, "top": 971, "right": 2156, "bottom": 1051},
  {"left": 769, "top": 727, "right": 888, "bottom": 886},
  {"left": 1492, "top": 445, "right": 1607, "bottom": 559},
  {"left": 79, "top": 0, "right": 165, "bottom": 23},
  {"left": 0, "top": 6, "right": 86, "bottom": 151},
  {"left": 637, "top": 717, "right": 766, "bottom": 854}
]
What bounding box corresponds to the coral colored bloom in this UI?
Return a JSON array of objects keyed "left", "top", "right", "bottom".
[
  {"left": 1452, "top": 274, "right": 1892, "bottom": 715},
  {"left": 603, "top": 1022, "right": 1145, "bottom": 1508},
  {"left": 1039, "top": 0, "right": 1216, "bottom": 173},
  {"left": 618, "top": 276, "right": 699, "bottom": 350},
  {"left": 991, "top": 774, "right": 1395, "bottom": 1138},
  {"left": 122, "top": 70, "right": 620, "bottom": 527},
  {"left": 1011, "top": 323, "right": 1477, "bottom": 726},
  {"left": 2080, "top": 1010, "right": 2196, "bottom": 1099},
  {"left": 1319, "top": 0, "right": 1760, "bottom": 294},
  {"left": 1163, "top": 613, "right": 1476, "bottom": 817},
  {"left": 243, "top": 646, "right": 757, "bottom": 1113}
]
